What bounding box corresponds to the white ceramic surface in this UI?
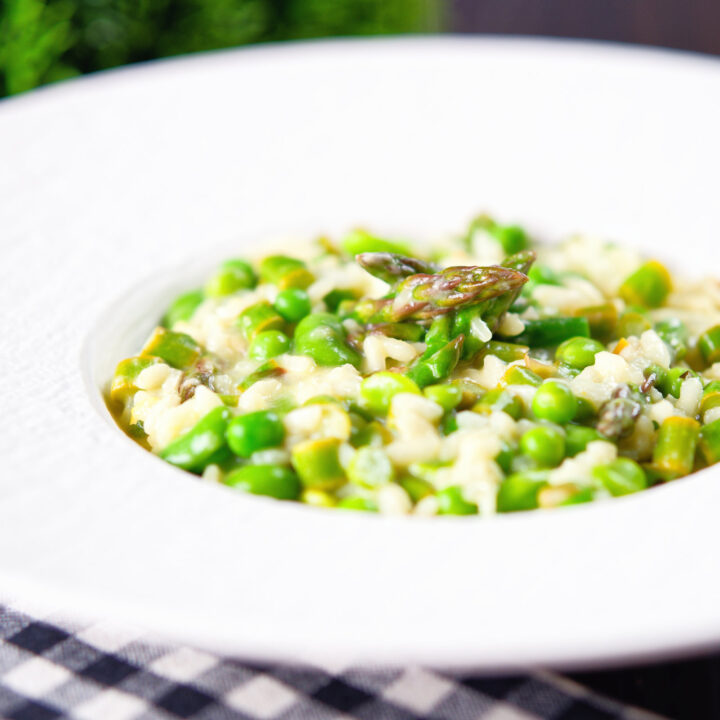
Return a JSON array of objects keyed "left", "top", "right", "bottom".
[{"left": 2, "top": 37, "right": 720, "bottom": 671}]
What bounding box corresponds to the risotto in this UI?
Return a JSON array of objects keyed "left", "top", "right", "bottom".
[{"left": 107, "top": 217, "right": 720, "bottom": 515}]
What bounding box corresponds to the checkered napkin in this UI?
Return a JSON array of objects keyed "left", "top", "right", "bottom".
[{"left": 0, "top": 603, "right": 663, "bottom": 720}]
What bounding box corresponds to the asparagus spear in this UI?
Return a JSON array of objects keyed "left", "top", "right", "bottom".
[
  {"left": 407, "top": 336, "right": 464, "bottom": 388},
  {"left": 597, "top": 386, "right": 643, "bottom": 439},
  {"left": 449, "top": 250, "right": 536, "bottom": 360},
  {"left": 355, "top": 252, "right": 437, "bottom": 286},
  {"left": 482, "top": 250, "right": 536, "bottom": 332},
  {"left": 653, "top": 416, "right": 700, "bottom": 479},
  {"left": 354, "top": 263, "right": 529, "bottom": 323}
]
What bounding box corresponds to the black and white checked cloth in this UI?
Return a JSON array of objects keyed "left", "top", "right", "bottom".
[{"left": 0, "top": 602, "right": 663, "bottom": 720}]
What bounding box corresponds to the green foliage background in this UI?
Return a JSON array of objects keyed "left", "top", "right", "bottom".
[{"left": 0, "top": 0, "right": 440, "bottom": 97}]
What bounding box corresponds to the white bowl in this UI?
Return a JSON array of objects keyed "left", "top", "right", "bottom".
[{"left": 2, "top": 37, "right": 720, "bottom": 670}]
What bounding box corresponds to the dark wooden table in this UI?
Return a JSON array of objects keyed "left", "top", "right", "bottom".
[
  {"left": 451, "top": 0, "right": 720, "bottom": 56},
  {"left": 450, "top": 2, "right": 720, "bottom": 717},
  {"left": 569, "top": 655, "right": 720, "bottom": 719}
]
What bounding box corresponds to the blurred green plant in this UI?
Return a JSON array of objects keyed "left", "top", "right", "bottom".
[
  {"left": 0, "top": 0, "right": 77, "bottom": 94},
  {"left": 0, "top": 0, "right": 440, "bottom": 97}
]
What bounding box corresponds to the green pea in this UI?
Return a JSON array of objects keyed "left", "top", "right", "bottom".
[
  {"left": 274, "top": 288, "right": 312, "bottom": 322},
  {"left": 496, "top": 471, "right": 549, "bottom": 512},
  {"left": 259, "top": 255, "right": 314, "bottom": 290},
  {"left": 592, "top": 458, "right": 647, "bottom": 496},
  {"left": 291, "top": 437, "right": 346, "bottom": 490},
  {"left": 237, "top": 302, "right": 285, "bottom": 340},
  {"left": 140, "top": 327, "right": 202, "bottom": 370},
  {"left": 423, "top": 383, "right": 463, "bottom": 411},
  {"left": 360, "top": 371, "right": 421, "bottom": 415},
  {"left": 249, "top": 330, "right": 291, "bottom": 361},
  {"left": 520, "top": 426, "right": 565, "bottom": 467},
  {"left": 555, "top": 336, "right": 605, "bottom": 369},
  {"left": 205, "top": 259, "right": 256, "bottom": 297},
  {"left": 341, "top": 229, "right": 410, "bottom": 256},
  {"left": 704, "top": 381, "right": 720, "bottom": 395},
  {"left": 532, "top": 380, "right": 577, "bottom": 424},
  {"left": 293, "top": 313, "right": 361, "bottom": 368},
  {"left": 163, "top": 289, "right": 205, "bottom": 328},
  {"left": 699, "top": 325, "right": 720, "bottom": 365},
  {"left": 224, "top": 464, "right": 300, "bottom": 500},
  {"left": 436, "top": 486, "right": 478, "bottom": 515},
  {"left": 347, "top": 447, "right": 394, "bottom": 488},
  {"left": 565, "top": 425, "right": 605, "bottom": 457},
  {"left": 160, "top": 406, "right": 231, "bottom": 472},
  {"left": 619, "top": 261, "right": 671, "bottom": 308},
  {"left": 226, "top": 411, "right": 285, "bottom": 458},
  {"left": 336, "top": 496, "right": 378, "bottom": 512},
  {"left": 491, "top": 224, "right": 528, "bottom": 254}
]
